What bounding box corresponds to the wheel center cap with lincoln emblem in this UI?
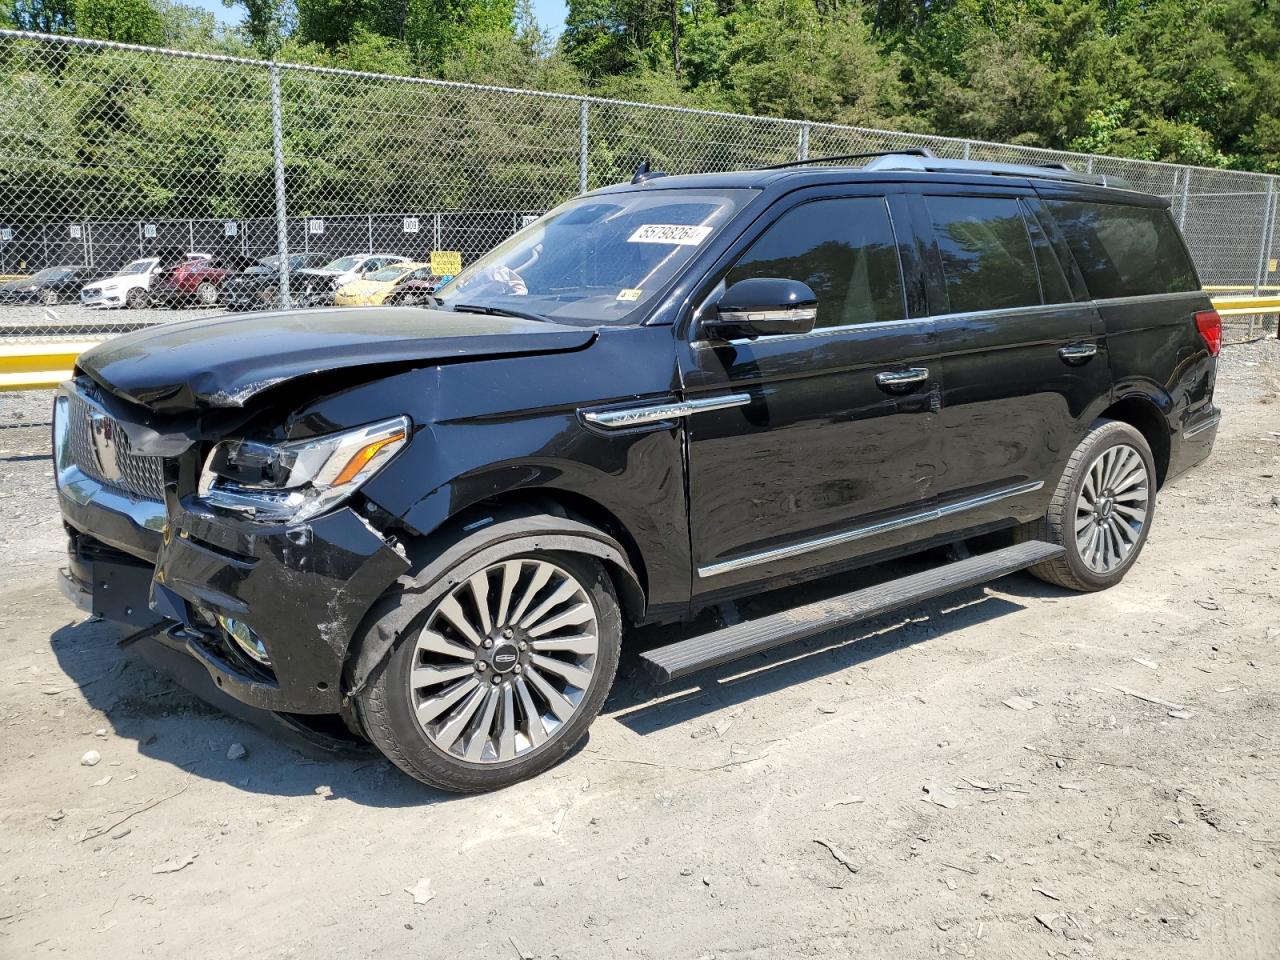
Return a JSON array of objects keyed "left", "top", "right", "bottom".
[{"left": 490, "top": 641, "right": 521, "bottom": 673}]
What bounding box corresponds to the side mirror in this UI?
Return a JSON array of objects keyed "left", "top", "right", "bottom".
[{"left": 703, "top": 278, "right": 818, "bottom": 339}]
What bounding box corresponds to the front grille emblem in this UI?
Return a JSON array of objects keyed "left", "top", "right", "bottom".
[{"left": 89, "top": 410, "right": 124, "bottom": 482}]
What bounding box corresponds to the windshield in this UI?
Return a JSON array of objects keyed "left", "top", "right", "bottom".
[
  {"left": 370, "top": 264, "right": 420, "bottom": 282},
  {"left": 435, "top": 189, "right": 752, "bottom": 322},
  {"left": 323, "top": 255, "right": 363, "bottom": 272},
  {"left": 32, "top": 267, "right": 74, "bottom": 281},
  {"left": 118, "top": 259, "right": 153, "bottom": 276}
]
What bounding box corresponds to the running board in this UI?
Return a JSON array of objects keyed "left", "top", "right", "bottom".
[{"left": 641, "top": 540, "right": 1064, "bottom": 683}]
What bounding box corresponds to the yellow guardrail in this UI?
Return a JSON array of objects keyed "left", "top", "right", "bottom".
[
  {"left": 1208, "top": 295, "right": 1280, "bottom": 317},
  {"left": 0, "top": 341, "right": 97, "bottom": 392},
  {"left": 1, "top": 295, "right": 1278, "bottom": 392}
]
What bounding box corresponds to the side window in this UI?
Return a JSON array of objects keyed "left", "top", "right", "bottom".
[
  {"left": 724, "top": 197, "right": 905, "bottom": 328},
  {"left": 1044, "top": 200, "right": 1198, "bottom": 299},
  {"left": 1020, "top": 201, "right": 1073, "bottom": 304},
  {"left": 924, "top": 196, "right": 1041, "bottom": 313}
]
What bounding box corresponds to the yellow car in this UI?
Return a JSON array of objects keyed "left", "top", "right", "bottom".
[{"left": 333, "top": 262, "right": 434, "bottom": 306}]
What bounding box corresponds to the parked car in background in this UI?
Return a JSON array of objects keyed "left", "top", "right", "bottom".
[
  {"left": 382, "top": 272, "right": 444, "bottom": 306},
  {"left": 0, "top": 266, "right": 103, "bottom": 305},
  {"left": 333, "top": 262, "right": 434, "bottom": 306},
  {"left": 80, "top": 251, "right": 211, "bottom": 309},
  {"left": 295, "top": 254, "right": 409, "bottom": 306},
  {"left": 149, "top": 254, "right": 250, "bottom": 307},
  {"left": 221, "top": 253, "right": 331, "bottom": 311}
]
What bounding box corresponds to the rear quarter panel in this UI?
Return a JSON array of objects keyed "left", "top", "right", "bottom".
[{"left": 1097, "top": 290, "right": 1218, "bottom": 477}]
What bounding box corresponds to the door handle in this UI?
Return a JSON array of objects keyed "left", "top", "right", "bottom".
[
  {"left": 1058, "top": 343, "right": 1098, "bottom": 363},
  {"left": 875, "top": 367, "right": 929, "bottom": 391}
]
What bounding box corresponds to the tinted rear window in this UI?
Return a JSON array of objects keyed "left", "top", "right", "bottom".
[
  {"left": 1044, "top": 200, "right": 1198, "bottom": 299},
  {"left": 924, "top": 196, "right": 1041, "bottom": 313}
]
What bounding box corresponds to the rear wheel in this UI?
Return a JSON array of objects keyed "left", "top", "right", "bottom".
[
  {"left": 357, "top": 550, "right": 621, "bottom": 792},
  {"left": 195, "top": 281, "right": 218, "bottom": 305},
  {"left": 41, "top": 289, "right": 58, "bottom": 306},
  {"left": 1024, "top": 419, "right": 1156, "bottom": 591}
]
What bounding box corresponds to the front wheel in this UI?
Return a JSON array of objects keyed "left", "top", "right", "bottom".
[
  {"left": 356, "top": 551, "right": 621, "bottom": 792},
  {"left": 125, "top": 287, "right": 148, "bottom": 309},
  {"left": 195, "top": 281, "right": 218, "bottom": 305},
  {"left": 1024, "top": 419, "right": 1156, "bottom": 592}
]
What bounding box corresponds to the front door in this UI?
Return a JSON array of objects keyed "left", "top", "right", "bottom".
[{"left": 678, "top": 190, "right": 943, "bottom": 598}]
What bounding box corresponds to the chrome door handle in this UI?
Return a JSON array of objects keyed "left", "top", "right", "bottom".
[
  {"left": 874, "top": 367, "right": 929, "bottom": 390},
  {"left": 1058, "top": 343, "right": 1098, "bottom": 362}
]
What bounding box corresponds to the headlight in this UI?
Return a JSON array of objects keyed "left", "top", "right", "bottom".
[{"left": 197, "top": 416, "right": 409, "bottom": 523}]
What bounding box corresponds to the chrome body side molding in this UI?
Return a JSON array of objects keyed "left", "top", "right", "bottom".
[
  {"left": 581, "top": 393, "right": 751, "bottom": 430},
  {"left": 697, "top": 480, "right": 1045, "bottom": 577}
]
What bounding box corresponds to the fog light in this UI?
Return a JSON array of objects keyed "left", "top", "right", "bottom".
[{"left": 216, "top": 614, "right": 271, "bottom": 666}]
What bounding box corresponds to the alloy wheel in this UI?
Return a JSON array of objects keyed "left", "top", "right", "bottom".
[
  {"left": 1074, "top": 443, "right": 1149, "bottom": 574},
  {"left": 408, "top": 558, "right": 600, "bottom": 764}
]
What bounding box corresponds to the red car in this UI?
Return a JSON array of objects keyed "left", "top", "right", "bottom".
[{"left": 149, "top": 254, "right": 251, "bottom": 307}]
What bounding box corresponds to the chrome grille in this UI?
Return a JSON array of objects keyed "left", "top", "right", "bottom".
[{"left": 65, "top": 389, "right": 166, "bottom": 502}]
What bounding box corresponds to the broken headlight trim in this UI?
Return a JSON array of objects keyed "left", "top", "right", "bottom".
[{"left": 197, "top": 416, "right": 409, "bottom": 523}]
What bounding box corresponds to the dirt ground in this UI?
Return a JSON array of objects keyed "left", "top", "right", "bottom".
[{"left": 2, "top": 341, "right": 1279, "bottom": 960}]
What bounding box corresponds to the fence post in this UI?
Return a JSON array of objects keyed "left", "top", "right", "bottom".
[
  {"left": 1255, "top": 179, "right": 1275, "bottom": 296},
  {"left": 1177, "top": 170, "right": 1191, "bottom": 230},
  {"left": 269, "top": 63, "right": 291, "bottom": 309},
  {"left": 963, "top": 141, "right": 970, "bottom": 160},
  {"left": 578, "top": 100, "right": 590, "bottom": 194},
  {"left": 797, "top": 124, "right": 810, "bottom": 162}
]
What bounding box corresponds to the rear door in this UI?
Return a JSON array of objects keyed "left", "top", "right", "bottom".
[
  {"left": 913, "top": 186, "right": 1111, "bottom": 534},
  {"left": 1038, "top": 195, "right": 1215, "bottom": 442},
  {"left": 679, "top": 188, "right": 943, "bottom": 596}
]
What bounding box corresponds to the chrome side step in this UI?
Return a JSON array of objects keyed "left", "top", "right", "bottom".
[{"left": 640, "top": 540, "right": 1064, "bottom": 684}]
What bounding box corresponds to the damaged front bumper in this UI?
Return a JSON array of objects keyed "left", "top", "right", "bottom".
[
  {"left": 61, "top": 504, "right": 409, "bottom": 713},
  {"left": 145, "top": 505, "right": 409, "bottom": 712},
  {"left": 61, "top": 503, "right": 408, "bottom": 713}
]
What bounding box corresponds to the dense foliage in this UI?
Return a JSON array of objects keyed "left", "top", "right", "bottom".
[{"left": 3, "top": 0, "right": 1279, "bottom": 173}]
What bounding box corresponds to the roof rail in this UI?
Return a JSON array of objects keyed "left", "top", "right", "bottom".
[
  {"left": 861, "top": 153, "right": 1129, "bottom": 189},
  {"left": 759, "top": 147, "right": 936, "bottom": 170}
]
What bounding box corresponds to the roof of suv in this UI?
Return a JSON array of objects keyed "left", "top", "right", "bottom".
[{"left": 590, "top": 151, "right": 1150, "bottom": 202}]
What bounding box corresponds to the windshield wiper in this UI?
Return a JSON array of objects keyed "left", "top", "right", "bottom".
[{"left": 452, "top": 303, "right": 547, "bottom": 323}]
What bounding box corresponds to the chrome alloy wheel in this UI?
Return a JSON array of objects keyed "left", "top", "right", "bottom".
[
  {"left": 408, "top": 558, "right": 600, "bottom": 764},
  {"left": 1074, "top": 442, "right": 1150, "bottom": 575}
]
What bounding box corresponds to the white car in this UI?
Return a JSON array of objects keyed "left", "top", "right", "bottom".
[
  {"left": 295, "top": 254, "right": 409, "bottom": 306},
  {"left": 80, "top": 253, "right": 210, "bottom": 309}
]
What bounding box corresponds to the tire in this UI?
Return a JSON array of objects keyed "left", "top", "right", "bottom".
[
  {"left": 1023, "top": 418, "right": 1157, "bottom": 592},
  {"left": 125, "top": 287, "right": 148, "bottom": 309},
  {"left": 356, "top": 548, "right": 622, "bottom": 792},
  {"left": 195, "top": 281, "right": 218, "bottom": 305},
  {"left": 41, "top": 289, "right": 58, "bottom": 306}
]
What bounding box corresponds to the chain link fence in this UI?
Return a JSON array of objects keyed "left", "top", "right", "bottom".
[{"left": 1, "top": 28, "right": 1277, "bottom": 342}]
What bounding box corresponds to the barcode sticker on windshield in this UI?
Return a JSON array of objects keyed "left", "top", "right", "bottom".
[{"left": 628, "top": 224, "right": 713, "bottom": 245}]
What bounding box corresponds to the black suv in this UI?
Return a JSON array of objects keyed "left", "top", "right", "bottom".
[{"left": 53, "top": 152, "right": 1221, "bottom": 792}]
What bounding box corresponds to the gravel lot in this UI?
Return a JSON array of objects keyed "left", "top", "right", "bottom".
[{"left": 1, "top": 339, "right": 1278, "bottom": 959}]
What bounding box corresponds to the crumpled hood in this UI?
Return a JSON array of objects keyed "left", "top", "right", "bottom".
[{"left": 78, "top": 306, "right": 595, "bottom": 411}]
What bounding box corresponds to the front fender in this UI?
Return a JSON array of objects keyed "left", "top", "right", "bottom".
[{"left": 345, "top": 512, "right": 642, "bottom": 696}]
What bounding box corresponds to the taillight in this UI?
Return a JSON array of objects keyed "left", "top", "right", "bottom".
[{"left": 1195, "top": 310, "right": 1222, "bottom": 357}]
